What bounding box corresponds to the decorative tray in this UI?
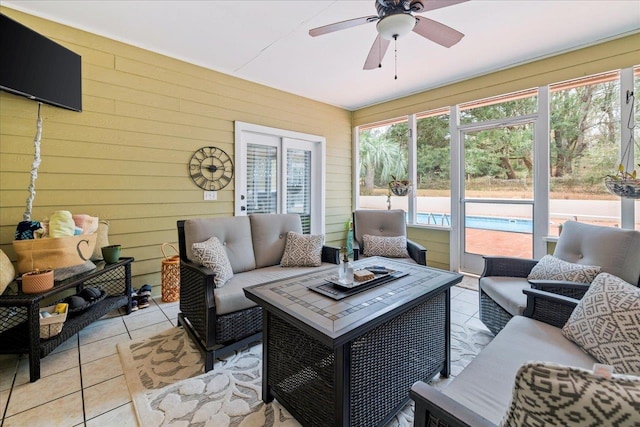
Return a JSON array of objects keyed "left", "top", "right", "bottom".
[
  {"left": 312, "top": 267, "right": 408, "bottom": 301},
  {"left": 325, "top": 266, "right": 395, "bottom": 289}
]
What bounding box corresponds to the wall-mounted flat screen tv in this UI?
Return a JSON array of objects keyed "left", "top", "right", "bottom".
[{"left": 0, "top": 13, "right": 82, "bottom": 112}]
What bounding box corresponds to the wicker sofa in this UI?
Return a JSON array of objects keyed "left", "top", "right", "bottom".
[
  {"left": 177, "top": 214, "right": 339, "bottom": 371},
  {"left": 410, "top": 286, "right": 639, "bottom": 426}
]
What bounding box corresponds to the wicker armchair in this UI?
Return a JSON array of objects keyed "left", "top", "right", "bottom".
[
  {"left": 352, "top": 209, "right": 427, "bottom": 265},
  {"left": 479, "top": 221, "right": 640, "bottom": 335}
]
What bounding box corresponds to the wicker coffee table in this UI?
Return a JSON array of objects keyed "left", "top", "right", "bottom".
[{"left": 244, "top": 256, "right": 462, "bottom": 427}]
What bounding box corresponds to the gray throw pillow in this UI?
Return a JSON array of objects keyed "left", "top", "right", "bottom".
[
  {"left": 562, "top": 272, "right": 640, "bottom": 375},
  {"left": 527, "top": 254, "right": 600, "bottom": 283},
  {"left": 501, "top": 361, "right": 640, "bottom": 427},
  {"left": 362, "top": 234, "right": 409, "bottom": 258},
  {"left": 280, "top": 231, "right": 324, "bottom": 267},
  {"left": 192, "top": 237, "right": 233, "bottom": 288}
]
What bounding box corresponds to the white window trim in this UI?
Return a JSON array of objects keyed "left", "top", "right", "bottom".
[{"left": 234, "top": 121, "right": 326, "bottom": 235}]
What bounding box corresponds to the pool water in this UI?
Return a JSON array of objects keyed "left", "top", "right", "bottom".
[{"left": 416, "top": 213, "right": 533, "bottom": 233}]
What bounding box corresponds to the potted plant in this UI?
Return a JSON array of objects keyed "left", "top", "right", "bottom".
[
  {"left": 21, "top": 268, "right": 54, "bottom": 294},
  {"left": 604, "top": 162, "right": 640, "bottom": 199}
]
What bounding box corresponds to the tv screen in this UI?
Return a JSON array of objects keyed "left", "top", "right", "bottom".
[{"left": 0, "top": 13, "right": 82, "bottom": 112}]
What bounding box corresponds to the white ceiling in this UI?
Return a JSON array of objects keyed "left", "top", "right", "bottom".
[{"left": 4, "top": 0, "right": 640, "bottom": 110}]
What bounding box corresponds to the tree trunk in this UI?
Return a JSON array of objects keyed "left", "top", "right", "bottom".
[{"left": 500, "top": 157, "right": 517, "bottom": 179}]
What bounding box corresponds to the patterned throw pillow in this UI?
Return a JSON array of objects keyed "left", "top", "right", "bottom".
[
  {"left": 500, "top": 361, "right": 640, "bottom": 427},
  {"left": 362, "top": 234, "right": 410, "bottom": 258},
  {"left": 527, "top": 254, "right": 600, "bottom": 283},
  {"left": 280, "top": 231, "right": 324, "bottom": 267},
  {"left": 562, "top": 272, "right": 640, "bottom": 375},
  {"left": 192, "top": 237, "right": 233, "bottom": 288}
]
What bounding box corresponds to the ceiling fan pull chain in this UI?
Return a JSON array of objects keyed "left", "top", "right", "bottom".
[{"left": 394, "top": 35, "right": 398, "bottom": 80}]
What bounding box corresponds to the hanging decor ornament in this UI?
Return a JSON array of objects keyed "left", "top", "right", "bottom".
[
  {"left": 387, "top": 175, "right": 411, "bottom": 210},
  {"left": 604, "top": 90, "right": 639, "bottom": 199}
]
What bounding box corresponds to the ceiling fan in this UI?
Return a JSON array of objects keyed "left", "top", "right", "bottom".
[{"left": 309, "top": 0, "right": 468, "bottom": 70}]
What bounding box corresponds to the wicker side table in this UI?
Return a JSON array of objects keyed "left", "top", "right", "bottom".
[{"left": 0, "top": 257, "right": 134, "bottom": 382}]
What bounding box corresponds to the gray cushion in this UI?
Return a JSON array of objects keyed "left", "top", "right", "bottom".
[
  {"left": 280, "top": 231, "right": 324, "bottom": 267},
  {"left": 214, "top": 263, "right": 335, "bottom": 315},
  {"left": 184, "top": 217, "right": 256, "bottom": 273},
  {"left": 554, "top": 221, "right": 640, "bottom": 286},
  {"left": 353, "top": 209, "right": 407, "bottom": 249},
  {"left": 249, "top": 213, "right": 302, "bottom": 269},
  {"left": 362, "top": 234, "right": 410, "bottom": 258},
  {"left": 479, "top": 276, "right": 530, "bottom": 317},
  {"left": 442, "top": 316, "right": 597, "bottom": 425},
  {"left": 191, "top": 237, "right": 234, "bottom": 288},
  {"left": 528, "top": 254, "right": 600, "bottom": 283},
  {"left": 500, "top": 361, "right": 640, "bottom": 427},
  {"left": 562, "top": 272, "right": 640, "bottom": 375}
]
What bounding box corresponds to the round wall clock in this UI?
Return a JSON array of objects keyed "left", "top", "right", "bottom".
[{"left": 188, "top": 146, "right": 234, "bottom": 190}]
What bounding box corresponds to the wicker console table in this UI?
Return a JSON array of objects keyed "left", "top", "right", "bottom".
[
  {"left": 0, "top": 257, "right": 134, "bottom": 382},
  {"left": 244, "top": 256, "right": 462, "bottom": 427}
]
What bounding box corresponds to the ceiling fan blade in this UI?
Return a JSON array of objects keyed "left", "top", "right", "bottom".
[
  {"left": 413, "top": 16, "right": 464, "bottom": 48},
  {"left": 363, "top": 34, "right": 391, "bottom": 70},
  {"left": 415, "top": 0, "right": 469, "bottom": 13},
  {"left": 309, "top": 15, "right": 378, "bottom": 37}
]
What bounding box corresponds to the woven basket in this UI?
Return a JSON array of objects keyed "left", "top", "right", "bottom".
[
  {"left": 40, "top": 304, "right": 67, "bottom": 339},
  {"left": 21, "top": 269, "right": 54, "bottom": 294},
  {"left": 161, "top": 243, "right": 180, "bottom": 302}
]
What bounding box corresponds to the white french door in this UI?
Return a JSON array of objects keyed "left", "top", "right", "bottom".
[{"left": 234, "top": 122, "right": 325, "bottom": 235}]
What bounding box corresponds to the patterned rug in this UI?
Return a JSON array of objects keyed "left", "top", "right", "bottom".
[{"left": 117, "top": 322, "right": 493, "bottom": 426}]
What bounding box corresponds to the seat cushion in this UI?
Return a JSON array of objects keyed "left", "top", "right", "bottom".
[
  {"left": 479, "top": 276, "right": 530, "bottom": 317},
  {"left": 184, "top": 217, "right": 256, "bottom": 273},
  {"left": 249, "top": 213, "right": 302, "bottom": 269},
  {"left": 353, "top": 209, "right": 407, "bottom": 249},
  {"left": 442, "top": 316, "right": 597, "bottom": 425},
  {"left": 214, "top": 263, "right": 334, "bottom": 315}
]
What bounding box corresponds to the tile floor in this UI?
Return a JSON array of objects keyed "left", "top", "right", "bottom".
[{"left": 0, "top": 277, "right": 487, "bottom": 427}]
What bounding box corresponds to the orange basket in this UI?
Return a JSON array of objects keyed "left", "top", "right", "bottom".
[{"left": 161, "top": 243, "right": 180, "bottom": 302}]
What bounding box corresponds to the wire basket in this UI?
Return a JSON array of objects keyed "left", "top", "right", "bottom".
[
  {"left": 161, "top": 243, "right": 180, "bottom": 302},
  {"left": 604, "top": 179, "right": 640, "bottom": 199},
  {"left": 40, "top": 304, "right": 67, "bottom": 339}
]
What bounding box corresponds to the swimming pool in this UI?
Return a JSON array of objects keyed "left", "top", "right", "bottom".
[{"left": 416, "top": 213, "right": 533, "bottom": 233}]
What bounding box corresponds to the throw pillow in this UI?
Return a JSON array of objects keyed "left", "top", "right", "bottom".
[
  {"left": 280, "top": 231, "right": 324, "bottom": 267},
  {"left": 0, "top": 249, "right": 15, "bottom": 295},
  {"left": 562, "top": 272, "right": 640, "bottom": 375},
  {"left": 527, "top": 254, "right": 600, "bottom": 283},
  {"left": 192, "top": 237, "right": 234, "bottom": 288},
  {"left": 500, "top": 361, "right": 640, "bottom": 427},
  {"left": 362, "top": 234, "right": 410, "bottom": 258}
]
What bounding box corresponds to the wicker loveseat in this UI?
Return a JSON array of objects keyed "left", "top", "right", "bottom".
[
  {"left": 177, "top": 214, "right": 339, "bottom": 371},
  {"left": 411, "top": 283, "right": 640, "bottom": 426}
]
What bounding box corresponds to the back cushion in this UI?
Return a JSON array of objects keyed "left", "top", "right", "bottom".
[
  {"left": 184, "top": 217, "right": 256, "bottom": 273},
  {"left": 250, "top": 214, "right": 302, "bottom": 268},
  {"left": 353, "top": 209, "right": 407, "bottom": 247},
  {"left": 554, "top": 221, "right": 640, "bottom": 286}
]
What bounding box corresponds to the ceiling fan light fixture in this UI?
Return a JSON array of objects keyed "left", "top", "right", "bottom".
[{"left": 376, "top": 13, "right": 416, "bottom": 40}]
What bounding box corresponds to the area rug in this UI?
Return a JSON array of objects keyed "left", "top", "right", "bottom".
[{"left": 118, "top": 322, "right": 493, "bottom": 426}]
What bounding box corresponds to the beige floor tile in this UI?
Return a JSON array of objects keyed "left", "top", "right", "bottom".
[
  {"left": 0, "top": 357, "right": 18, "bottom": 392},
  {"left": 128, "top": 320, "right": 174, "bottom": 341},
  {"left": 5, "top": 366, "right": 81, "bottom": 417},
  {"left": 123, "top": 309, "right": 169, "bottom": 331},
  {"left": 80, "top": 332, "right": 131, "bottom": 365},
  {"left": 50, "top": 333, "right": 79, "bottom": 355},
  {"left": 83, "top": 375, "right": 131, "bottom": 420},
  {"left": 14, "top": 347, "right": 79, "bottom": 385},
  {"left": 86, "top": 402, "right": 138, "bottom": 427},
  {"left": 81, "top": 353, "right": 123, "bottom": 388},
  {"left": 2, "top": 391, "right": 84, "bottom": 427},
  {"left": 451, "top": 299, "right": 479, "bottom": 317},
  {"left": 79, "top": 317, "right": 128, "bottom": 345}
]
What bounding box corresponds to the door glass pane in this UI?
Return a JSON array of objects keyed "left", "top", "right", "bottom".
[
  {"left": 287, "top": 149, "right": 312, "bottom": 234},
  {"left": 247, "top": 143, "right": 277, "bottom": 214},
  {"left": 464, "top": 202, "right": 533, "bottom": 258},
  {"left": 464, "top": 123, "right": 535, "bottom": 200}
]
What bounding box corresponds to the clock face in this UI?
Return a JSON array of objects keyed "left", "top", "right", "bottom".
[{"left": 189, "top": 146, "right": 234, "bottom": 190}]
